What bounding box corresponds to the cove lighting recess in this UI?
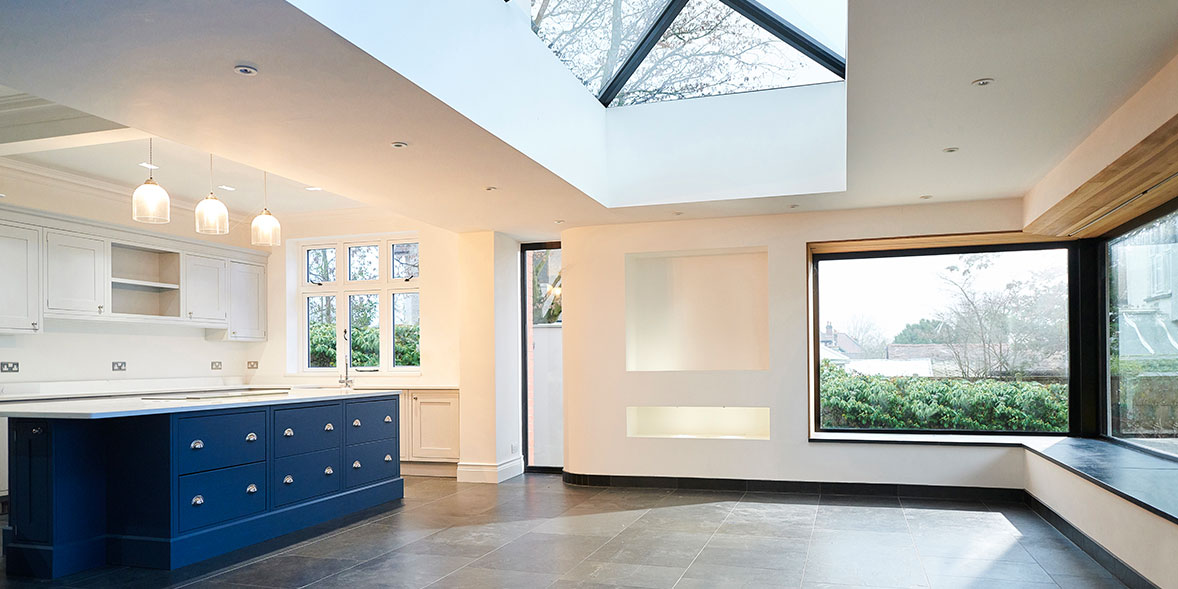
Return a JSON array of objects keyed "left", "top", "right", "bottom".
[
  {"left": 218, "top": 185, "right": 236, "bottom": 191},
  {"left": 305, "top": 186, "right": 323, "bottom": 191},
  {"left": 626, "top": 406, "right": 770, "bottom": 440}
]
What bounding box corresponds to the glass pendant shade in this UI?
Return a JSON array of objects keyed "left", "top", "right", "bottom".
[
  {"left": 195, "top": 194, "right": 229, "bottom": 235},
  {"left": 251, "top": 208, "right": 281, "bottom": 246},
  {"left": 131, "top": 179, "right": 171, "bottom": 224}
]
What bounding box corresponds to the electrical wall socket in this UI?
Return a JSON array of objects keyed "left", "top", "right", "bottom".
[
  {"left": 112, "top": 361, "right": 126, "bottom": 372},
  {"left": 510, "top": 443, "right": 519, "bottom": 454},
  {"left": 211, "top": 361, "right": 223, "bottom": 370},
  {"left": 247, "top": 361, "right": 259, "bottom": 369},
  {"left": 0, "top": 362, "right": 19, "bottom": 373}
]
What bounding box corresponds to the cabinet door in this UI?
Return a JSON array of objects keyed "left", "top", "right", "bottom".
[
  {"left": 410, "top": 392, "right": 459, "bottom": 461},
  {"left": 45, "top": 231, "right": 106, "bottom": 314},
  {"left": 0, "top": 223, "right": 41, "bottom": 332},
  {"left": 228, "top": 262, "right": 266, "bottom": 340},
  {"left": 184, "top": 254, "right": 228, "bottom": 322}
]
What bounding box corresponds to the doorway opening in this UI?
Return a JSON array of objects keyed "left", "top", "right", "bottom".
[{"left": 521, "top": 242, "right": 563, "bottom": 472}]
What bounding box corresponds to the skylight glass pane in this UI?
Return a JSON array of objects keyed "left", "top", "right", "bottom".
[
  {"left": 611, "top": 0, "right": 842, "bottom": 107},
  {"left": 531, "top": 0, "right": 671, "bottom": 95}
]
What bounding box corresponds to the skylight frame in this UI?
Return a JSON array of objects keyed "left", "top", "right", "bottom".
[{"left": 594, "top": 0, "right": 847, "bottom": 106}]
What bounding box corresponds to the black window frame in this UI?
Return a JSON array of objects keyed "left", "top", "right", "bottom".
[
  {"left": 811, "top": 239, "right": 1103, "bottom": 437},
  {"left": 1098, "top": 196, "right": 1178, "bottom": 460}
]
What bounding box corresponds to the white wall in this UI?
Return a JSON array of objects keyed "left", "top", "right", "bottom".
[{"left": 562, "top": 198, "right": 1029, "bottom": 487}]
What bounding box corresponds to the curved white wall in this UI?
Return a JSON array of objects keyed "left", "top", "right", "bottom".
[{"left": 562, "top": 198, "right": 1029, "bottom": 487}]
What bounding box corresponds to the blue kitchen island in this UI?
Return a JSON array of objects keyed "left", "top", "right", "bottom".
[{"left": 0, "top": 388, "right": 403, "bottom": 579}]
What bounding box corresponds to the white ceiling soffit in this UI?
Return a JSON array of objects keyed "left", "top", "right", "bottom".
[
  {"left": 290, "top": 0, "right": 848, "bottom": 208},
  {"left": 0, "top": 1, "right": 1174, "bottom": 239}
]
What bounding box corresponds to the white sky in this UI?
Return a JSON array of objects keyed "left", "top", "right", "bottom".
[{"left": 818, "top": 249, "right": 1068, "bottom": 339}]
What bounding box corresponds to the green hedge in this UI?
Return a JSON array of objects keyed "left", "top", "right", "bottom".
[
  {"left": 820, "top": 361, "right": 1068, "bottom": 432},
  {"left": 308, "top": 323, "right": 420, "bottom": 368}
]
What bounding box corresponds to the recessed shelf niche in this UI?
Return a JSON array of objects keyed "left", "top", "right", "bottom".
[
  {"left": 625, "top": 246, "right": 769, "bottom": 371},
  {"left": 110, "top": 243, "right": 181, "bottom": 317},
  {"left": 626, "top": 406, "right": 771, "bottom": 440}
]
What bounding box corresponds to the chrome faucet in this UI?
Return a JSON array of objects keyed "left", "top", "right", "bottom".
[{"left": 339, "top": 329, "right": 354, "bottom": 389}]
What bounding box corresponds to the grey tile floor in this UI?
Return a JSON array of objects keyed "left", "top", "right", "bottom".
[{"left": 0, "top": 475, "right": 1127, "bottom": 589}]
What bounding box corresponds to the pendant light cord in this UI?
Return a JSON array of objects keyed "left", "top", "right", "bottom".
[
  {"left": 148, "top": 138, "right": 154, "bottom": 180},
  {"left": 209, "top": 154, "right": 214, "bottom": 193},
  {"left": 264, "top": 172, "right": 269, "bottom": 210}
]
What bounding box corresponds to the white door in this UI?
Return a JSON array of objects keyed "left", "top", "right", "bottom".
[
  {"left": 229, "top": 262, "right": 266, "bottom": 340},
  {"left": 45, "top": 231, "right": 106, "bottom": 314},
  {"left": 410, "top": 392, "right": 460, "bottom": 461},
  {"left": 184, "top": 254, "right": 228, "bottom": 322},
  {"left": 0, "top": 223, "right": 41, "bottom": 332}
]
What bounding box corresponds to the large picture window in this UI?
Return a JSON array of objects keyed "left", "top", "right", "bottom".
[
  {"left": 1108, "top": 208, "right": 1178, "bottom": 457},
  {"left": 299, "top": 237, "right": 420, "bottom": 373},
  {"left": 814, "top": 245, "right": 1071, "bottom": 433}
]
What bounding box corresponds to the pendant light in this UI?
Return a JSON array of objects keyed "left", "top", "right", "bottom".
[
  {"left": 195, "top": 154, "right": 230, "bottom": 235},
  {"left": 132, "top": 138, "right": 170, "bottom": 223},
  {"left": 251, "top": 171, "right": 281, "bottom": 246}
]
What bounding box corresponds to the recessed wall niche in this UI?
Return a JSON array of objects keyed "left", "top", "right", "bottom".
[
  {"left": 627, "top": 406, "right": 771, "bottom": 440},
  {"left": 625, "top": 246, "right": 769, "bottom": 372}
]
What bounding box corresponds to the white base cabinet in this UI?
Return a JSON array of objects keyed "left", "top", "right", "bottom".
[
  {"left": 0, "top": 222, "right": 41, "bottom": 334},
  {"left": 401, "top": 390, "right": 459, "bottom": 463}
]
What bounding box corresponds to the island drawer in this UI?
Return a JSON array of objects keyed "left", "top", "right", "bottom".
[
  {"left": 345, "top": 398, "right": 398, "bottom": 445},
  {"left": 178, "top": 462, "right": 266, "bottom": 532},
  {"left": 345, "top": 438, "right": 400, "bottom": 488},
  {"left": 273, "top": 448, "right": 342, "bottom": 507},
  {"left": 177, "top": 410, "right": 266, "bottom": 475},
  {"left": 273, "top": 404, "right": 343, "bottom": 458}
]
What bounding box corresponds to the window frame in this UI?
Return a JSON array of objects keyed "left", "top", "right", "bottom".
[
  {"left": 1100, "top": 196, "right": 1178, "bottom": 461},
  {"left": 810, "top": 240, "right": 1083, "bottom": 436},
  {"left": 297, "top": 235, "right": 420, "bottom": 375}
]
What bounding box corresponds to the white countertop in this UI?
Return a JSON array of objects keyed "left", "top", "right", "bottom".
[{"left": 0, "top": 387, "right": 401, "bottom": 419}]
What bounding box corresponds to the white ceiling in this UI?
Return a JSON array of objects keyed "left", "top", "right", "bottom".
[
  {"left": 3, "top": 132, "right": 363, "bottom": 216},
  {"left": 0, "top": 1, "right": 1175, "bottom": 239}
]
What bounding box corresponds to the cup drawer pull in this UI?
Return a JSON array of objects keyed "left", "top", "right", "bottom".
[
  {"left": 245, "top": 432, "right": 258, "bottom": 442},
  {"left": 284, "top": 428, "right": 295, "bottom": 437},
  {"left": 283, "top": 475, "right": 294, "bottom": 484},
  {"left": 384, "top": 454, "right": 393, "bottom": 462},
  {"left": 352, "top": 460, "right": 362, "bottom": 469},
  {"left": 352, "top": 419, "right": 362, "bottom": 427},
  {"left": 246, "top": 483, "right": 258, "bottom": 494},
  {"left": 384, "top": 415, "right": 392, "bottom": 423},
  {"left": 324, "top": 422, "right": 334, "bottom": 431},
  {"left": 191, "top": 495, "right": 204, "bottom": 506},
  {"left": 324, "top": 466, "right": 334, "bottom": 475},
  {"left": 190, "top": 439, "right": 204, "bottom": 450}
]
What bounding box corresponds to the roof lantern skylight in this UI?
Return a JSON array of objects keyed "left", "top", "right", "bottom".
[{"left": 530, "top": 0, "right": 846, "bottom": 107}]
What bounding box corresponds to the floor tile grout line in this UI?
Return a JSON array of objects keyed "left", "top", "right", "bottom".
[
  {"left": 537, "top": 502, "right": 656, "bottom": 589},
  {"left": 797, "top": 493, "right": 820, "bottom": 587},
  {"left": 170, "top": 480, "right": 470, "bottom": 589},
  {"left": 668, "top": 491, "right": 744, "bottom": 589}
]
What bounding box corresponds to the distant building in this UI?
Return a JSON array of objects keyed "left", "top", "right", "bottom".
[{"left": 819, "top": 322, "right": 867, "bottom": 359}]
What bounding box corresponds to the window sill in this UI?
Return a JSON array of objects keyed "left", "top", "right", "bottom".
[
  {"left": 809, "top": 431, "right": 1064, "bottom": 447},
  {"left": 812, "top": 432, "right": 1178, "bottom": 526}
]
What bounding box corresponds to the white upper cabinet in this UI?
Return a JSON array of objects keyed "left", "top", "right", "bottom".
[
  {"left": 228, "top": 261, "right": 266, "bottom": 340},
  {"left": 183, "top": 254, "right": 229, "bottom": 322},
  {"left": 0, "top": 222, "right": 42, "bottom": 333},
  {"left": 45, "top": 231, "right": 107, "bottom": 315}
]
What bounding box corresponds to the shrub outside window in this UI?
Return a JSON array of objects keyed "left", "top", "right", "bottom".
[{"left": 814, "top": 245, "right": 1070, "bottom": 433}]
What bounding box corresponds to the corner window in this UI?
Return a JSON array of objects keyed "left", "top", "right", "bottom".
[
  {"left": 813, "top": 245, "right": 1070, "bottom": 433},
  {"left": 298, "top": 238, "right": 420, "bottom": 372},
  {"left": 1109, "top": 208, "right": 1178, "bottom": 457}
]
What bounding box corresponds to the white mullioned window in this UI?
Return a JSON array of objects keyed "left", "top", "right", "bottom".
[{"left": 298, "top": 236, "right": 420, "bottom": 373}]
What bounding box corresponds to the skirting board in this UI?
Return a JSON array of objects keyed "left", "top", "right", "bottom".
[
  {"left": 457, "top": 456, "right": 524, "bottom": 483},
  {"left": 401, "top": 461, "right": 458, "bottom": 478}
]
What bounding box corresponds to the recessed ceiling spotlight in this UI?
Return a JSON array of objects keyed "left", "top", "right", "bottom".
[
  {"left": 671, "top": 211, "right": 683, "bottom": 216},
  {"left": 305, "top": 186, "right": 323, "bottom": 191},
  {"left": 485, "top": 186, "right": 498, "bottom": 191},
  {"left": 789, "top": 204, "right": 800, "bottom": 209},
  {"left": 390, "top": 141, "right": 409, "bottom": 149},
  {"left": 0, "top": 193, "right": 6, "bottom": 198},
  {"left": 971, "top": 77, "right": 995, "bottom": 87},
  {"left": 234, "top": 64, "right": 259, "bottom": 76},
  {"left": 138, "top": 161, "right": 160, "bottom": 170},
  {"left": 943, "top": 147, "right": 959, "bottom": 153},
  {"left": 217, "top": 184, "right": 236, "bottom": 191},
  {"left": 920, "top": 194, "right": 933, "bottom": 200},
  {"left": 554, "top": 219, "right": 565, "bottom": 224}
]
